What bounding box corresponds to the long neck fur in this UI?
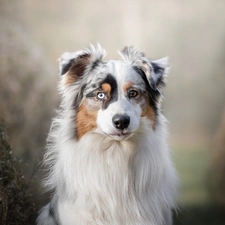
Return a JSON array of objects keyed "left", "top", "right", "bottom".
[{"left": 44, "top": 105, "right": 176, "bottom": 225}]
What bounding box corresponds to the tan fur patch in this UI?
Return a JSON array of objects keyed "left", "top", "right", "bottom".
[
  {"left": 62, "top": 73, "right": 77, "bottom": 85},
  {"left": 76, "top": 102, "right": 97, "bottom": 139},
  {"left": 123, "top": 82, "right": 134, "bottom": 93},
  {"left": 141, "top": 104, "right": 155, "bottom": 128},
  {"left": 62, "top": 55, "right": 91, "bottom": 85},
  {"left": 101, "top": 83, "right": 111, "bottom": 94}
]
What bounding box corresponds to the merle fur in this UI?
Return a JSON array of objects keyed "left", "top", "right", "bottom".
[
  {"left": 150, "top": 62, "right": 166, "bottom": 90},
  {"left": 100, "top": 74, "right": 118, "bottom": 109},
  {"left": 133, "top": 66, "right": 161, "bottom": 115}
]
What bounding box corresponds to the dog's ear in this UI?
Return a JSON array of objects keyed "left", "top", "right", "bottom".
[
  {"left": 119, "top": 46, "right": 168, "bottom": 92},
  {"left": 59, "top": 44, "right": 105, "bottom": 85},
  {"left": 149, "top": 57, "right": 168, "bottom": 91}
]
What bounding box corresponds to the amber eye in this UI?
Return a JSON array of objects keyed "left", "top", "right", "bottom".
[
  {"left": 128, "top": 90, "right": 139, "bottom": 98},
  {"left": 97, "top": 92, "right": 105, "bottom": 100}
]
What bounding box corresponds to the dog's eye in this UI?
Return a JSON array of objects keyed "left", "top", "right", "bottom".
[
  {"left": 97, "top": 92, "right": 105, "bottom": 100},
  {"left": 128, "top": 90, "right": 139, "bottom": 98}
]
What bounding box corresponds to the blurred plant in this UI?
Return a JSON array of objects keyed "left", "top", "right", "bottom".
[
  {"left": 211, "top": 107, "right": 225, "bottom": 217},
  {"left": 0, "top": 122, "right": 37, "bottom": 225},
  {"left": 0, "top": 0, "right": 58, "bottom": 207},
  {"left": 0, "top": 0, "right": 58, "bottom": 162}
]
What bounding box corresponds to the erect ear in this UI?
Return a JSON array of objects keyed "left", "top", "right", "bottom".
[
  {"left": 150, "top": 57, "right": 168, "bottom": 91},
  {"left": 59, "top": 44, "right": 105, "bottom": 85},
  {"left": 119, "top": 46, "right": 168, "bottom": 92}
]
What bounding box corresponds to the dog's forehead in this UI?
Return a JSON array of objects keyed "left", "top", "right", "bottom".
[
  {"left": 106, "top": 60, "right": 134, "bottom": 79},
  {"left": 105, "top": 60, "right": 144, "bottom": 86},
  {"left": 83, "top": 60, "right": 145, "bottom": 96}
]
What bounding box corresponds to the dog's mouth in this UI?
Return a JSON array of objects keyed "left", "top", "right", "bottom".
[{"left": 103, "top": 130, "right": 134, "bottom": 140}]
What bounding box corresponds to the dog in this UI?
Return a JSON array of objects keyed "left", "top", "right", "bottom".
[{"left": 37, "top": 44, "right": 177, "bottom": 225}]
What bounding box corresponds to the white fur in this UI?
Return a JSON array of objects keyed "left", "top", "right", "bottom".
[{"left": 41, "top": 111, "right": 177, "bottom": 225}]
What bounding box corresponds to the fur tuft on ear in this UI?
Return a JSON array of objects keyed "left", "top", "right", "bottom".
[
  {"left": 59, "top": 44, "right": 106, "bottom": 85},
  {"left": 119, "top": 46, "right": 145, "bottom": 64},
  {"left": 119, "top": 46, "right": 168, "bottom": 92}
]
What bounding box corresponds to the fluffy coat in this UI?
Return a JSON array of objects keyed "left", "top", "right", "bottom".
[{"left": 37, "top": 44, "right": 177, "bottom": 225}]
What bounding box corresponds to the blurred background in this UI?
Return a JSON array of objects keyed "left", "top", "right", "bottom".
[{"left": 0, "top": 0, "right": 225, "bottom": 224}]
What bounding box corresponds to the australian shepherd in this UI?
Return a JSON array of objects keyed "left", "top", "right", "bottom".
[{"left": 37, "top": 44, "right": 177, "bottom": 225}]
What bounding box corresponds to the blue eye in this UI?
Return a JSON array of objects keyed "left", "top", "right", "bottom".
[{"left": 97, "top": 92, "right": 105, "bottom": 100}]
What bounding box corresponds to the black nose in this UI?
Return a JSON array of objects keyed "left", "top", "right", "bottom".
[{"left": 112, "top": 114, "right": 130, "bottom": 130}]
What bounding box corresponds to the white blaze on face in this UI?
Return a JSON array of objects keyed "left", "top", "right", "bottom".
[
  {"left": 97, "top": 97, "right": 142, "bottom": 137},
  {"left": 96, "top": 61, "right": 148, "bottom": 139}
]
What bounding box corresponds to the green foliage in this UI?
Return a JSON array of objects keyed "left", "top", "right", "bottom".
[
  {"left": 0, "top": 123, "right": 37, "bottom": 225},
  {"left": 173, "top": 147, "right": 211, "bottom": 205},
  {"left": 173, "top": 146, "right": 225, "bottom": 224},
  {"left": 173, "top": 205, "right": 225, "bottom": 225}
]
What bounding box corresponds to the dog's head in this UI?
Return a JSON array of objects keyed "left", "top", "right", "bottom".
[{"left": 59, "top": 44, "right": 168, "bottom": 140}]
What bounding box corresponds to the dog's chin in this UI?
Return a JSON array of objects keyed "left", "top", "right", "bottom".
[{"left": 102, "top": 130, "right": 135, "bottom": 141}]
